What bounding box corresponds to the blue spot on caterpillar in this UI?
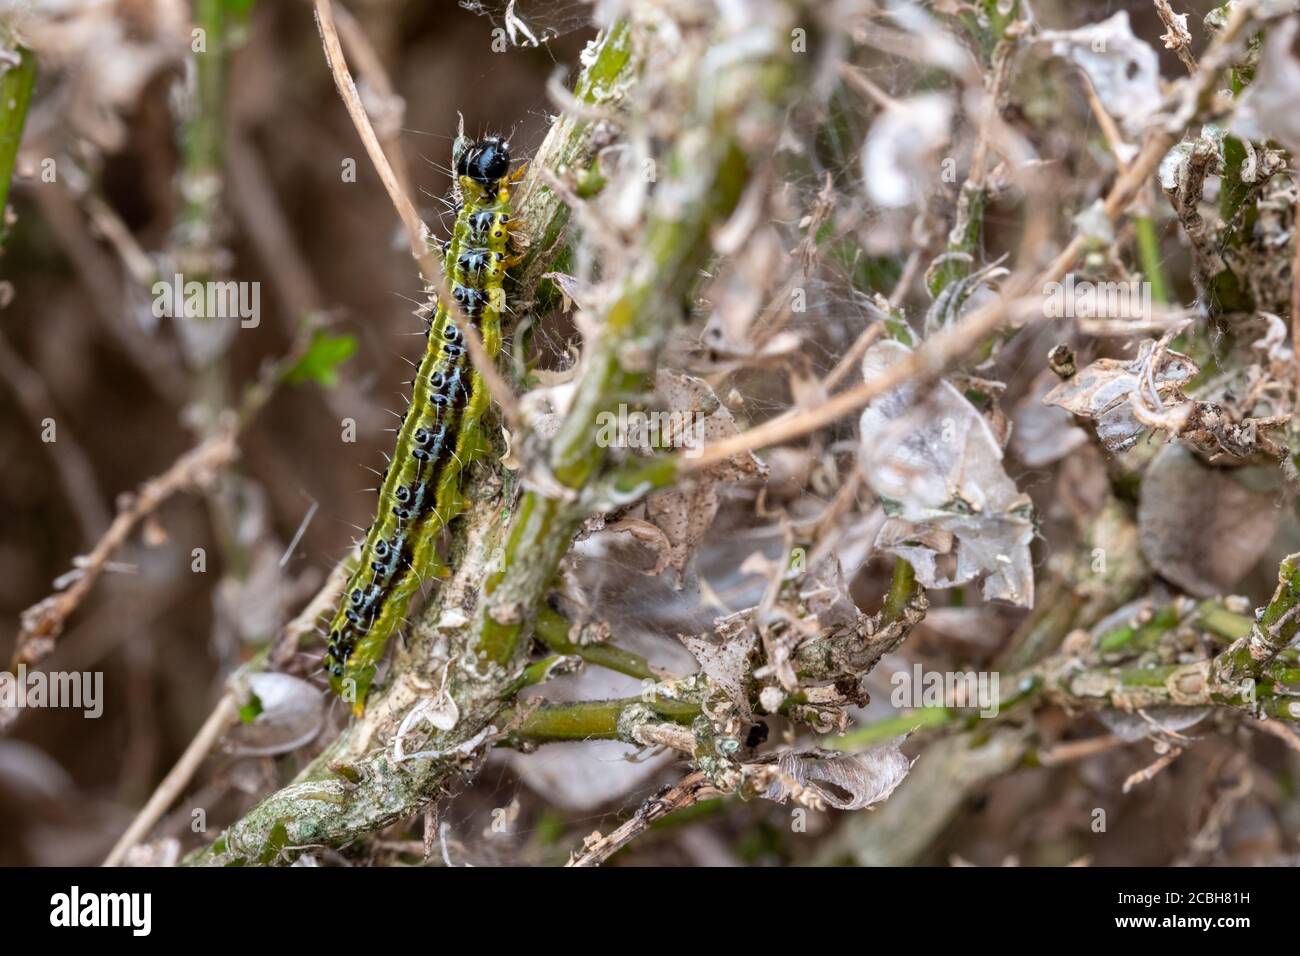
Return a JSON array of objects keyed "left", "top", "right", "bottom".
[{"left": 323, "top": 135, "right": 518, "bottom": 713}]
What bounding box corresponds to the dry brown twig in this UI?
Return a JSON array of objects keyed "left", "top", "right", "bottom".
[
  {"left": 1154, "top": 0, "right": 1199, "bottom": 75},
  {"left": 26, "top": 180, "right": 190, "bottom": 403},
  {"left": 80, "top": 191, "right": 157, "bottom": 288},
  {"left": 821, "top": 321, "right": 883, "bottom": 397},
  {"left": 567, "top": 772, "right": 721, "bottom": 867},
  {"left": 102, "top": 498, "right": 353, "bottom": 866},
  {"left": 97, "top": 1, "right": 579, "bottom": 864},
  {"left": 269, "top": 547, "right": 355, "bottom": 671},
  {"left": 5, "top": 299, "right": 322, "bottom": 679},
  {"left": 10, "top": 0, "right": 1277, "bottom": 870},
  {"left": 1183, "top": 754, "right": 1252, "bottom": 862},
  {"left": 224, "top": 132, "right": 325, "bottom": 324},
  {"left": 9, "top": 417, "right": 240, "bottom": 673},
  {"left": 1122, "top": 745, "right": 1185, "bottom": 794},
  {"left": 1081, "top": 71, "right": 1131, "bottom": 170},
  {"left": 1037, "top": 734, "right": 1130, "bottom": 767},
  {"left": 331, "top": 1, "right": 415, "bottom": 208},
  {"left": 102, "top": 692, "right": 241, "bottom": 867},
  {"left": 1251, "top": 717, "right": 1300, "bottom": 753}
]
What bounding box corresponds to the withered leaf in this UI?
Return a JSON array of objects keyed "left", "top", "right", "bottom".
[
  {"left": 1039, "top": 12, "right": 1162, "bottom": 137},
  {"left": 754, "top": 744, "right": 910, "bottom": 811},
  {"left": 1042, "top": 339, "right": 1198, "bottom": 453},
  {"left": 630, "top": 372, "right": 765, "bottom": 586},
  {"left": 1137, "top": 442, "right": 1280, "bottom": 597},
  {"left": 858, "top": 340, "right": 1034, "bottom": 606}
]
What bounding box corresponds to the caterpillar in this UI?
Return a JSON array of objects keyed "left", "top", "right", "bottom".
[{"left": 323, "top": 134, "right": 517, "bottom": 714}]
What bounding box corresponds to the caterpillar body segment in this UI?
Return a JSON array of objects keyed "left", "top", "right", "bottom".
[{"left": 323, "top": 135, "right": 515, "bottom": 713}]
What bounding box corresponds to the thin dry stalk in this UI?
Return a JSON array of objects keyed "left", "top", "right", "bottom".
[
  {"left": 103, "top": 692, "right": 240, "bottom": 866},
  {"left": 10, "top": 418, "right": 239, "bottom": 672},
  {"left": 567, "top": 773, "right": 720, "bottom": 867}
]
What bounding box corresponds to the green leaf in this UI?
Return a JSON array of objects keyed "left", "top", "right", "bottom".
[
  {"left": 283, "top": 332, "right": 357, "bottom": 388},
  {"left": 238, "top": 689, "right": 264, "bottom": 724},
  {"left": 0, "top": 45, "right": 37, "bottom": 234}
]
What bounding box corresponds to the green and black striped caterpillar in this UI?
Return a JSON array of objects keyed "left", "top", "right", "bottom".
[{"left": 323, "top": 135, "right": 517, "bottom": 714}]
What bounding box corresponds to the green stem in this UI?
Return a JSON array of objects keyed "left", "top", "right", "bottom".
[
  {"left": 0, "top": 41, "right": 35, "bottom": 239},
  {"left": 881, "top": 559, "right": 918, "bottom": 621},
  {"left": 1213, "top": 553, "right": 1300, "bottom": 687},
  {"left": 474, "top": 17, "right": 802, "bottom": 669},
  {"left": 179, "top": 0, "right": 228, "bottom": 255},
  {"left": 1133, "top": 215, "right": 1169, "bottom": 304},
  {"left": 827, "top": 706, "right": 954, "bottom": 750},
  {"left": 1195, "top": 599, "right": 1252, "bottom": 643},
  {"left": 513, "top": 20, "right": 635, "bottom": 299},
  {"left": 501, "top": 694, "right": 701, "bottom": 744},
  {"left": 510, "top": 654, "right": 578, "bottom": 693},
  {"left": 533, "top": 606, "right": 658, "bottom": 682},
  {"left": 826, "top": 674, "right": 1041, "bottom": 750}
]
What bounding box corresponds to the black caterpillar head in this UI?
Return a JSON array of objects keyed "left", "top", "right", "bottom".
[{"left": 455, "top": 136, "right": 511, "bottom": 186}]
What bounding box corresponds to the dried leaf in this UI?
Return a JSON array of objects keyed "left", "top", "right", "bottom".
[
  {"left": 680, "top": 625, "right": 757, "bottom": 714},
  {"left": 858, "top": 340, "right": 1034, "bottom": 606},
  {"left": 1039, "top": 12, "right": 1162, "bottom": 137},
  {"left": 637, "top": 372, "right": 765, "bottom": 585},
  {"left": 511, "top": 740, "right": 677, "bottom": 812},
  {"left": 700, "top": 229, "right": 785, "bottom": 359},
  {"left": 1097, "top": 706, "right": 1210, "bottom": 742},
  {"left": 1138, "top": 442, "right": 1280, "bottom": 597},
  {"left": 753, "top": 744, "right": 910, "bottom": 811},
  {"left": 541, "top": 271, "right": 592, "bottom": 313},
  {"left": 606, "top": 517, "right": 673, "bottom": 576},
  {"left": 1042, "top": 338, "right": 1198, "bottom": 453},
  {"left": 798, "top": 560, "right": 863, "bottom": 635},
  {"left": 1012, "top": 370, "right": 1089, "bottom": 467}
]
